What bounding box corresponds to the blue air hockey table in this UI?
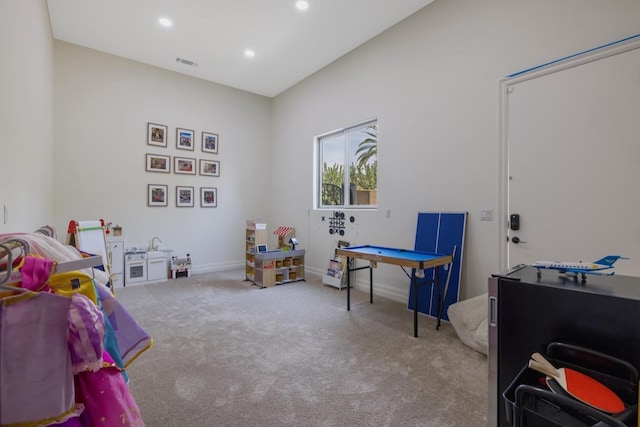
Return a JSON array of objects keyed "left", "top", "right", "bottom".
[{"left": 335, "top": 245, "right": 453, "bottom": 337}]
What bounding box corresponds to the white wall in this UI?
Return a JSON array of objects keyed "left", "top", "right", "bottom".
[
  {"left": 0, "top": 0, "right": 54, "bottom": 232},
  {"left": 53, "top": 42, "right": 272, "bottom": 271},
  {"left": 4, "top": 0, "right": 640, "bottom": 300},
  {"left": 271, "top": 0, "right": 640, "bottom": 300}
]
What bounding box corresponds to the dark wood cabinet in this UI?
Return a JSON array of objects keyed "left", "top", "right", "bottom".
[{"left": 488, "top": 265, "right": 640, "bottom": 426}]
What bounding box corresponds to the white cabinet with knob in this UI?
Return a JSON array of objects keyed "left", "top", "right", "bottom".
[{"left": 147, "top": 251, "right": 168, "bottom": 283}]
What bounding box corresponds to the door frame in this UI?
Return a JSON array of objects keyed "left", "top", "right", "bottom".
[{"left": 498, "top": 34, "right": 640, "bottom": 271}]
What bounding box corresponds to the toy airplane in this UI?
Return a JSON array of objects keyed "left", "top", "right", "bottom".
[{"left": 532, "top": 255, "right": 628, "bottom": 283}]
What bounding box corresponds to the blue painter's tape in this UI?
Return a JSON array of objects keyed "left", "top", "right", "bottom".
[{"left": 507, "top": 34, "right": 640, "bottom": 78}]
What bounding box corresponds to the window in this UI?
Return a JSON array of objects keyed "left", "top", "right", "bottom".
[{"left": 316, "top": 119, "right": 377, "bottom": 208}]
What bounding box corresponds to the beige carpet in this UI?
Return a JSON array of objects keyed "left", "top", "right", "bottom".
[{"left": 117, "top": 269, "right": 488, "bottom": 427}]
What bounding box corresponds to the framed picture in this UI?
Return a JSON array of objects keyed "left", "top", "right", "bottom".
[
  {"left": 200, "top": 187, "right": 217, "bottom": 208},
  {"left": 174, "top": 157, "right": 196, "bottom": 175},
  {"left": 145, "top": 153, "right": 170, "bottom": 173},
  {"left": 148, "top": 184, "right": 168, "bottom": 207},
  {"left": 199, "top": 159, "right": 220, "bottom": 177},
  {"left": 202, "top": 132, "right": 219, "bottom": 154},
  {"left": 147, "top": 123, "right": 167, "bottom": 147},
  {"left": 176, "top": 186, "right": 194, "bottom": 207},
  {"left": 176, "top": 127, "right": 195, "bottom": 150}
]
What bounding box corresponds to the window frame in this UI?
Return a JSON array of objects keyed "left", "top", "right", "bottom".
[{"left": 315, "top": 118, "right": 378, "bottom": 210}]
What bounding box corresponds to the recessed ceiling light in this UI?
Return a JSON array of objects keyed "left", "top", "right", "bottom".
[
  {"left": 296, "top": 1, "right": 309, "bottom": 11},
  {"left": 158, "top": 17, "right": 173, "bottom": 27},
  {"left": 244, "top": 50, "right": 256, "bottom": 58}
]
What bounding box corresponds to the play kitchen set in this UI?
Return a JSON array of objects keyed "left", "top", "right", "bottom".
[
  {"left": 245, "top": 221, "right": 304, "bottom": 288},
  {"left": 124, "top": 237, "right": 190, "bottom": 286},
  {"left": 489, "top": 265, "right": 640, "bottom": 426},
  {"left": 66, "top": 220, "right": 190, "bottom": 287}
]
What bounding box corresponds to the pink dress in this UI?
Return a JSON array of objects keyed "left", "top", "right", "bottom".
[{"left": 74, "top": 352, "right": 145, "bottom": 426}]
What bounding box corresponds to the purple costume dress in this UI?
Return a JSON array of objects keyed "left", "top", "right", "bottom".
[
  {"left": 0, "top": 291, "right": 81, "bottom": 426},
  {"left": 1, "top": 256, "right": 145, "bottom": 426}
]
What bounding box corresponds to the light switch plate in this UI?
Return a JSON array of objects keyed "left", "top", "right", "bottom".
[{"left": 480, "top": 209, "right": 493, "bottom": 221}]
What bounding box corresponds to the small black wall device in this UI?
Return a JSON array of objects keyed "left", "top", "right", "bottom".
[{"left": 510, "top": 214, "right": 520, "bottom": 230}]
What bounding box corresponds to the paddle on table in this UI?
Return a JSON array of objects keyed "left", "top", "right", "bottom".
[{"left": 528, "top": 352, "right": 625, "bottom": 414}]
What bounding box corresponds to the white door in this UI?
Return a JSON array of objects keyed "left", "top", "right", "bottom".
[{"left": 505, "top": 44, "right": 640, "bottom": 277}]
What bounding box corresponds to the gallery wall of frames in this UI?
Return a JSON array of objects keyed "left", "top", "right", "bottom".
[{"left": 145, "top": 122, "right": 218, "bottom": 208}]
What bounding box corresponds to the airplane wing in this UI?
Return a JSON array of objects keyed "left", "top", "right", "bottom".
[
  {"left": 585, "top": 270, "right": 615, "bottom": 276},
  {"left": 564, "top": 268, "right": 615, "bottom": 276}
]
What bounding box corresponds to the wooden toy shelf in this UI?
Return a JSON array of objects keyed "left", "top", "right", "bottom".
[
  {"left": 253, "top": 249, "right": 305, "bottom": 288},
  {"left": 245, "top": 224, "right": 267, "bottom": 282}
]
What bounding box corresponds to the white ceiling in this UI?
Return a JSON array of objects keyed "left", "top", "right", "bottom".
[{"left": 47, "top": 0, "right": 435, "bottom": 98}]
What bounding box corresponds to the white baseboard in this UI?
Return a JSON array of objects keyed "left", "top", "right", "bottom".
[{"left": 306, "top": 266, "right": 408, "bottom": 304}]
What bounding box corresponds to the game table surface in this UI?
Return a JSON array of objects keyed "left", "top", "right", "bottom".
[{"left": 336, "top": 245, "right": 451, "bottom": 269}]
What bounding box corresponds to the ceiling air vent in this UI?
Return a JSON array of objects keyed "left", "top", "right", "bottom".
[{"left": 175, "top": 57, "right": 199, "bottom": 67}]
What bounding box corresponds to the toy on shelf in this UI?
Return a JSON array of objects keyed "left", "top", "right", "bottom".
[
  {"left": 273, "top": 226, "right": 295, "bottom": 249},
  {"left": 170, "top": 254, "right": 191, "bottom": 279},
  {"left": 323, "top": 240, "right": 350, "bottom": 289},
  {"left": 532, "top": 255, "right": 628, "bottom": 283}
]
